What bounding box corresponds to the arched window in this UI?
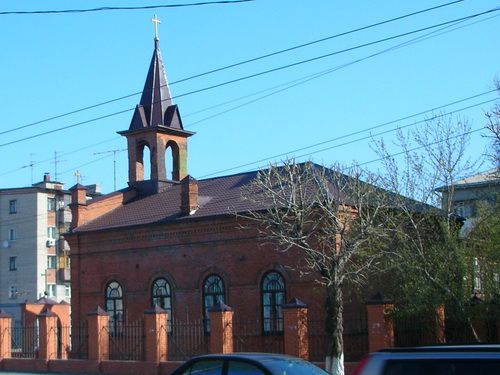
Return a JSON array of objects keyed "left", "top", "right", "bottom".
[
  {"left": 151, "top": 278, "right": 173, "bottom": 328},
  {"left": 202, "top": 274, "right": 225, "bottom": 334},
  {"left": 165, "top": 141, "right": 180, "bottom": 181},
  {"left": 261, "top": 271, "right": 286, "bottom": 334},
  {"left": 105, "top": 281, "right": 124, "bottom": 334},
  {"left": 135, "top": 142, "right": 151, "bottom": 181}
]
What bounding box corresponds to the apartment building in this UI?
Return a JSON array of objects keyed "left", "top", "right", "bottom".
[{"left": 0, "top": 174, "right": 75, "bottom": 321}]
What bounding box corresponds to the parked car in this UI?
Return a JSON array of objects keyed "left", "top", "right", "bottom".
[
  {"left": 352, "top": 345, "right": 500, "bottom": 375},
  {"left": 170, "top": 353, "right": 328, "bottom": 374}
]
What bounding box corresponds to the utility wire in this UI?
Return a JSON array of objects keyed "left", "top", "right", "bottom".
[
  {"left": 0, "top": 0, "right": 255, "bottom": 15},
  {"left": 184, "top": 12, "right": 488, "bottom": 126},
  {"left": 199, "top": 97, "right": 499, "bottom": 178},
  {"left": 0, "top": 0, "right": 466, "bottom": 136},
  {"left": 2, "top": 6, "right": 498, "bottom": 148},
  {"left": 6, "top": 114, "right": 490, "bottom": 230},
  {"left": 24, "top": 127, "right": 487, "bottom": 231}
]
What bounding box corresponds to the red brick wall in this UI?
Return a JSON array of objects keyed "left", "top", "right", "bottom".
[{"left": 68, "top": 216, "right": 326, "bottom": 328}]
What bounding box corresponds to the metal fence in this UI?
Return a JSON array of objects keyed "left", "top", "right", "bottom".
[
  {"left": 308, "top": 312, "right": 368, "bottom": 362},
  {"left": 11, "top": 323, "right": 38, "bottom": 358},
  {"left": 232, "top": 319, "right": 284, "bottom": 354},
  {"left": 394, "top": 313, "right": 437, "bottom": 347},
  {"left": 167, "top": 319, "right": 208, "bottom": 361},
  {"left": 61, "top": 322, "right": 88, "bottom": 359},
  {"left": 108, "top": 320, "right": 144, "bottom": 361}
]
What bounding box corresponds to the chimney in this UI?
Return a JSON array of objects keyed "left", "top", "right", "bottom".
[
  {"left": 43, "top": 173, "right": 51, "bottom": 182},
  {"left": 69, "top": 184, "right": 88, "bottom": 229},
  {"left": 181, "top": 175, "right": 198, "bottom": 215}
]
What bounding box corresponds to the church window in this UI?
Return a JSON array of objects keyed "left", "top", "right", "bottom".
[
  {"left": 261, "top": 271, "right": 286, "bottom": 334},
  {"left": 202, "top": 274, "right": 225, "bottom": 334},
  {"left": 105, "top": 281, "right": 124, "bottom": 334},
  {"left": 151, "top": 278, "right": 173, "bottom": 329}
]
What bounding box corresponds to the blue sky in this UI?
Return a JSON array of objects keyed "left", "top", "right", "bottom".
[{"left": 0, "top": 0, "right": 499, "bottom": 193}]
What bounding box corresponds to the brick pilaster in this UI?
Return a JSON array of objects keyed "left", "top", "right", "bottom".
[
  {"left": 282, "top": 298, "right": 309, "bottom": 360},
  {"left": 144, "top": 306, "right": 168, "bottom": 363},
  {"left": 208, "top": 302, "right": 234, "bottom": 354},
  {"left": 38, "top": 309, "right": 58, "bottom": 360},
  {"left": 0, "top": 310, "right": 12, "bottom": 359},
  {"left": 366, "top": 293, "right": 394, "bottom": 352},
  {"left": 87, "top": 306, "right": 110, "bottom": 361}
]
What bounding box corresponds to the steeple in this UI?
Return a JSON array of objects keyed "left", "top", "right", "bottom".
[
  {"left": 118, "top": 16, "right": 195, "bottom": 193},
  {"left": 131, "top": 15, "right": 174, "bottom": 130}
]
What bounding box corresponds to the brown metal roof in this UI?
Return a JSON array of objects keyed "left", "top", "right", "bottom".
[{"left": 73, "top": 170, "right": 263, "bottom": 233}]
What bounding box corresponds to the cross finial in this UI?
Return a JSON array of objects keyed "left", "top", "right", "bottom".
[
  {"left": 74, "top": 170, "right": 81, "bottom": 184},
  {"left": 152, "top": 14, "right": 161, "bottom": 41}
]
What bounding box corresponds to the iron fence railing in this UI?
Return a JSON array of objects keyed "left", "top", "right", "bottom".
[
  {"left": 60, "top": 321, "right": 88, "bottom": 359},
  {"left": 308, "top": 312, "right": 368, "bottom": 362},
  {"left": 167, "top": 319, "right": 208, "bottom": 361},
  {"left": 107, "top": 320, "right": 144, "bottom": 361},
  {"left": 232, "top": 319, "right": 284, "bottom": 354},
  {"left": 11, "top": 323, "right": 38, "bottom": 358}
]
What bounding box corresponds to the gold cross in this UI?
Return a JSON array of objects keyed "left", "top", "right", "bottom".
[
  {"left": 152, "top": 14, "right": 161, "bottom": 40},
  {"left": 74, "top": 170, "right": 81, "bottom": 184}
]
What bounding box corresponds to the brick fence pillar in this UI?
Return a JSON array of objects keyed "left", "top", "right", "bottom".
[
  {"left": 208, "top": 302, "right": 234, "bottom": 354},
  {"left": 0, "top": 309, "right": 12, "bottom": 359},
  {"left": 144, "top": 306, "right": 168, "bottom": 363},
  {"left": 87, "top": 306, "right": 110, "bottom": 361},
  {"left": 282, "top": 298, "right": 309, "bottom": 360},
  {"left": 366, "top": 293, "right": 394, "bottom": 353},
  {"left": 435, "top": 305, "right": 446, "bottom": 344},
  {"left": 38, "top": 309, "right": 58, "bottom": 360}
]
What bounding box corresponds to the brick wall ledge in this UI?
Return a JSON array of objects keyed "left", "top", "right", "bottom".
[{"left": 0, "top": 358, "right": 184, "bottom": 375}]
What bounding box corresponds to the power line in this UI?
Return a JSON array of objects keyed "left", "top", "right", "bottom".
[
  {"left": 2, "top": 6, "right": 498, "bottom": 149},
  {"left": 3, "top": 122, "right": 490, "bottom": 230},
  {"left": 0, "top": 0, "right": 255, "bottom": 15},
  {"left": 0, "top": 8, "right": 488, "bottom": 180},
  {"left": 199, "top": 97, "right": 499, "bottom": 178},
  {"left": 0, "top": 0, "right": 466, "bottom": 136},
  {"left": 184, "top": 12, "right": 490, "bottom": 126}
]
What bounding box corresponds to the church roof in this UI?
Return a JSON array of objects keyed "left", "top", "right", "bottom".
[
  {"left": 73, "top": 170, "right": 261, "bottom": 232},
  {"left": 72, "top": 163, "right": 432, "bottom": 234}
]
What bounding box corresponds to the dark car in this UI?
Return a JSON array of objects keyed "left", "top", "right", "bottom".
[
  {"left": 170, "top": 353, "right": 328, "bottom": 375},
  {"left": 352, "top": 345, "right": 500, "bottom": 375}
]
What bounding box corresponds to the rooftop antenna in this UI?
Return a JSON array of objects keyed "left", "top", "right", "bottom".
[
  {"left": 52, "top": 151, "right": 66, "bottom": 182},
  {"left": 21, "top": 153, "right": 37, "bottom": 184},
  {"left": 94, "top": 149, "right": 126, "bottom": 191}
]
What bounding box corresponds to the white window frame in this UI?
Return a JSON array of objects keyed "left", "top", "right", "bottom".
[
  {"left": 47, "top": 255, "right": 57, "bottom": 269},
  {"left": 47, "top": 226, "right": 57, "bottom": 239},
  {"left": 47, "top": 284, "right": 56, "bottom": 298},
  {"left": 47, "top": 197, "right": 57, "bottom": 212}
]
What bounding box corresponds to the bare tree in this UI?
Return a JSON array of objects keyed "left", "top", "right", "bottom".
[
  {"left": 242, "top": 161, "right": 390, "bottom": 375},
  {"left": 373, "top": 114, "right": 482, "bottom": 341},
  {"left": 485, "top": 80, "right": 500, "bottom": 168}
]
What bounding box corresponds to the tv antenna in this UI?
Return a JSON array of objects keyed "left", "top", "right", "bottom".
[{"left": 94, "top": 149, "right": 126, "bottom": 191}]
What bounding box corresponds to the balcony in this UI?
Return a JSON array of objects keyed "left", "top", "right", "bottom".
[{"left": 58, "top": 268, "right": 71, "bottom": 282}]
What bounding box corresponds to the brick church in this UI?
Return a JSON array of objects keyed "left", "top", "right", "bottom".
[{"left": 66, "top": 33, "right": 360, "bottom": 345}]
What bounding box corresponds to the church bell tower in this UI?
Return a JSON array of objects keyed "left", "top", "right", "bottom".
[{"left": 118, "top": 16, "right": 194, "bottom": 193}]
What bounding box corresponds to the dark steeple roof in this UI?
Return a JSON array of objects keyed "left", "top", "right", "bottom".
[{"left": 129, "top": 38, "right": 180, "bottom": 131}]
